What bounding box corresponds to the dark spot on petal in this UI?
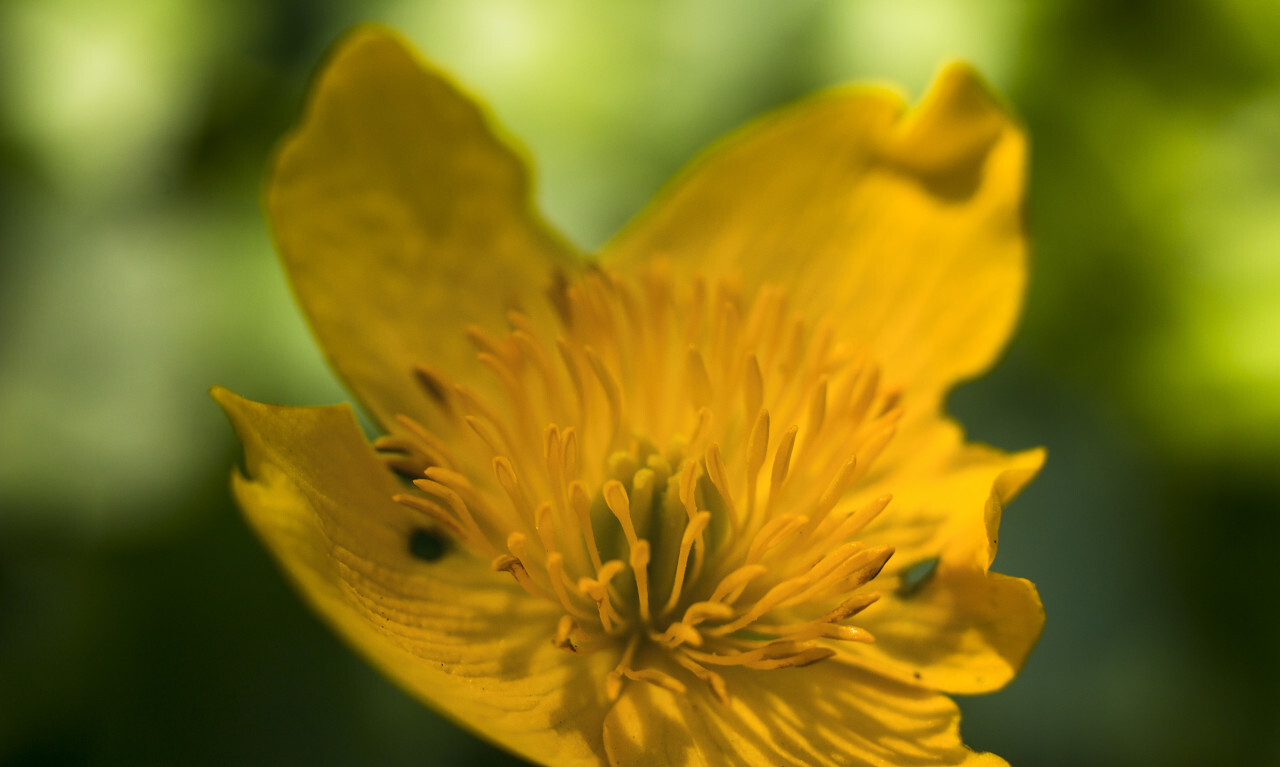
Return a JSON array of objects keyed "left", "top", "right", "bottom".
[
  {"left": 913, "top": 671, "right": 922, "bottom": 680},
  {"left": 408, "top": 528, "right": 448, "bottom": 562},
  {"left": 547, "top": 267, "right": 573, "bottom": 323},
  {"left": 896, "top": 556, "right": 939, "bottom": 598},
  {"left": 413, "top": 365, "right": 450, "bottom": 406}
]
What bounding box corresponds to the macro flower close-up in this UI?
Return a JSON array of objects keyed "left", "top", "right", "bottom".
[
  {"left": 11, "top": 4, "right": 1280, "bottom": 766},
  {"left": 213, "top": 27, "right": 1043, "bottom": 766},
  {"left": 212, "top": 25, "right": 1049, "bottom": 767}
]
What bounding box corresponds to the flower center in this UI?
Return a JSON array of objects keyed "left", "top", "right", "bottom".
[{"left": 379, "top": 263, "right": 903, "bottom": 703}]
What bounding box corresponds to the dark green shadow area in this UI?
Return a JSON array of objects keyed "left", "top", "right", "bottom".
[{"left": 0, "top": 444, "right": 528, "bottom": 767}]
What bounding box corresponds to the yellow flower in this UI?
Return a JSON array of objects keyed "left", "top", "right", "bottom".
[{"left": 214, "top": 27, "right": 1043, "bottom": 767}]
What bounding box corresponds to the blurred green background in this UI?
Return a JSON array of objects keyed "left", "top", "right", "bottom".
[{"left": 2, "top": 0, "right": 1278, "bottom": 765}]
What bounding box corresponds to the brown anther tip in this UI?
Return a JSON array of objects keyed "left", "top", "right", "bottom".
[
  {"left": 825, "top": 592, "right": 882, "bottom": 622},
  {"left": 761, "top": 641, "right": 800, "bottom": 659},
  {"left": 865, "top": 548, "right": 895, "bottom": 581},
  {"left": 412, "top": 365, "right": 451, "bottom": 406},
  {"left": 793, "top": 647, "right": 838, "bottom": 667},
  {"left": 546, "top": 269, "right": 572, "bottom": 323},
  {"left": 708, "top": 678, "right": 730, "bottom": 706}
]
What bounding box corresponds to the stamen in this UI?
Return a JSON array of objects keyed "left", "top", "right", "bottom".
[
  {"left": 672, "top": 650, "right": 730, "bottom": 704},
  {"left": 751, "top": 592, "right": 881, "bottom": 641},
  {"left": 806, "top": 495, "right": 893, "bottom": 556},
  {"left": 605, "top": 634, "right": 641, "bottom": 701},
  {"left": 569, "top": 481, "right": 604, "bottom": 571},
  {"left": 464, "top": 324, "right": 512, "bottom": 365},
  {"left": 491, "top": 551, "right": 549, "bottom": 599},
  {"left": 767, "top": 425, "right": 797, "bottom": 512},
  {"left": 478, "top": 352, "right": 531, "bottom": 423},
  {"left": 682, "top": 641, "right": 836, "bottom": 669},
  {"left": 375, "top": 435, "right": 435, "bottom": 478},
  {"left": 390, "top": 264, "right": 900, "bottom": 703},
  {"left": 424, "top": 466, "right": 522, "bottom": 539},
  {"left": 799, "top": 456, "right": 859, "bottom": 537},
  {"left": 602, "top": 481, "right": 639, "bottom": 548},
  {"left": 745, "top": 513, "right": 807, "bottom": 564},
  {"left": 703, "top": 577, "right": 811, "bottom": 637},
  {"left": 462, "top": 413, "right": 505, "bottom": 459},
  {"left": 807, "top": 376, "right": 828, "bottom": 442},
  {"left": 704, "top": 443, "right": 739, "bottom": 535},
  {"left": 602, "top": 480, "right": 654, "bottom": 622},
  {"left": 392, "top": 413, "right": 459, "bottom": 469},
  {"left": 579, "top": 560, "right": 627, "bottom": 634},
  {"left": 585, "top": 347, "right": 624, "bottom": 450},
  {"left": 743, "top": 355, "right": 764, "bottom": 421},
  {"left": 623, "top": 666, "right": 687, "bottom": 695},
  {"left": 392, "top": 493, "right": 470, "bottom": 547},
  {"left": 493, "top": 455, "right": 533, "bottom": 516},
  {"left": 681, "top": 600, "right": 736, "bottom": 627},
  {"left": 707, "top": 564, "right": 769, "bottom": 604},
  {"left": 661, "top": 510, "right": 711, "bottom": 616},
  {"left": 686, "top": 407, "right": 714, "bottom": 453},
  {"left": 653, "top": 620, "right": 702, "bottom": 649},
  {"left": 561, "top": 427, "right": 579, "bottom": 479},
  {"left": 787, "top": 545, "right": 894, "bottom": 608},
  {"left": 847, "top": 363, "right": 880, "bottom": 428},
  {"left": 630, "top": 540, "right": 652, "bottom": 623},
  {"left": 546, "top": 551, "right": 595, "bottom": 620},
  {"left": 410, "top": 478, "right": 491, "bottom": 553},
  {"left": 541, "top": 427, "right": 575, "bottom": 542},
  {"left": 555, "top": 337, "right": 589, "bottom": 423},
  {"left": 743, "top": 408, "right": 770, "bottom": 526},
  {"left": 554, "top": 615, "right": 583, "bottom": 652},
  {"left": 686, "top": 347, "right": 713, "bottom": 408}
]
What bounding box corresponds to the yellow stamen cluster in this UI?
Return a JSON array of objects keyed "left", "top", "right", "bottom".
[{"left": 377, "top": 264, "right": 904, "bottom": 703}]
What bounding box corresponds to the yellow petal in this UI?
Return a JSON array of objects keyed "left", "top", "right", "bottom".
[
  {"left": 267, "top": 27, "right": 579, "bottom": 432},
  {"left": 851, "top": 567, "right": 1043, "bottom": 696},
  {"left": 847, "top": 419, "right": 1045, "bottom": 694},
  {"left": 603, "top": 63, "right": 1026, "bottom": 406},
  {"left": 857, "top": 419, "right": 1045, "bottom": 573},
  {"left": 602, "top": 657, "right": 1006, "bottom": 766},
  {"left": 212, "top": 386, "right": 610, "bottom": 766}
]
